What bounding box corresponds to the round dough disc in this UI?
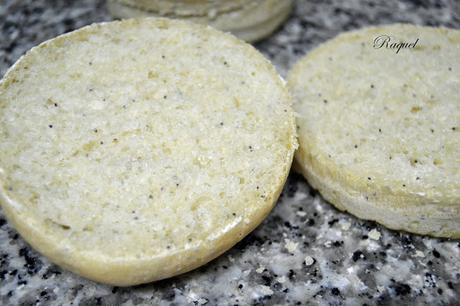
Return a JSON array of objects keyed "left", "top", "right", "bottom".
[
  {"left": 0, "top": 18, "right": 297, "bottom": 285},
  {"left": 288, "top": 24, "right": 459, "bottom": 238}
]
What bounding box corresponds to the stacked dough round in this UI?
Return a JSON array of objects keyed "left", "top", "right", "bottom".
[{"left": 107, "top": 0, "right": 293, "bottom": 42}]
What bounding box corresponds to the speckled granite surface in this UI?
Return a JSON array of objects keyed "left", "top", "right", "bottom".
[{"left": 0, "top": 0, "right": 459, "bottom": 305}]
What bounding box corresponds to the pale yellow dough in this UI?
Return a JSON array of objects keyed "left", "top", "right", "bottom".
[
  {"left": 288, "top": 24, "right": 460, "bottom": 238},
  {"left": 107, "top": 0, "right": 293, "bottom": 42},
  {"left": 0, "top": 18, "right": 297, "bottom": 285}
]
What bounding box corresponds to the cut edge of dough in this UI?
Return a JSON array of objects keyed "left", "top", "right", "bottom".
[{"left": 295, "top": 148, "right": 460, "bottom": 239}]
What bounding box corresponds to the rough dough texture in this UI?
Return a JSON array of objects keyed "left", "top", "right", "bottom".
[
  {"left": 288, "top": 24, "right": 460, "bottom": 238},
  {"left": 0, "top": 18, "right": 297, "bottom": 285}
]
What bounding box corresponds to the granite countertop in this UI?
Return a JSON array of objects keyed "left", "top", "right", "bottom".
[{"left": 0, "top": 0, "right": 459, "bottom": 305}]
